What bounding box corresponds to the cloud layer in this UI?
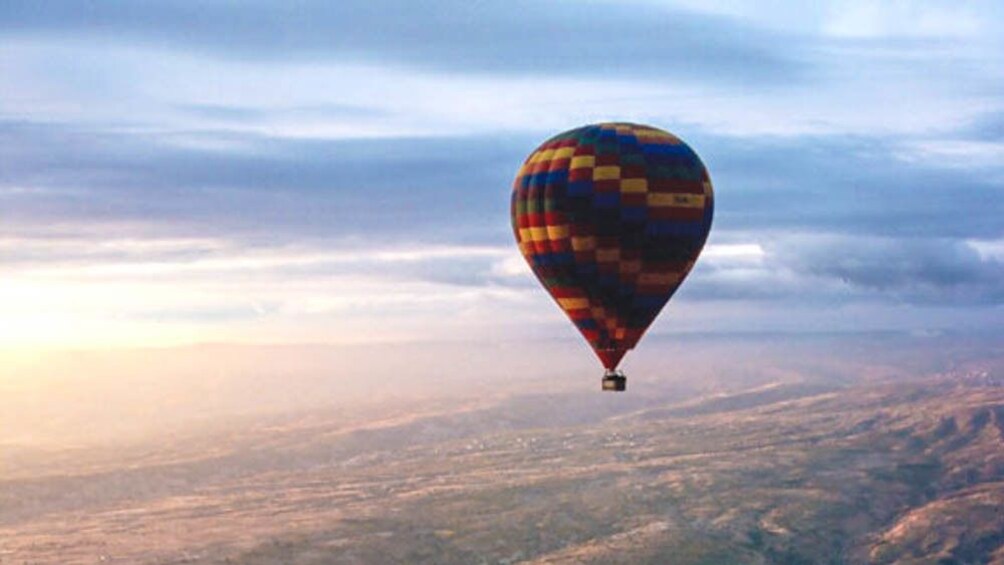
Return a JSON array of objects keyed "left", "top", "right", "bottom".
[
  {"left": 2, "top": 0, "right": 1002, "bottom": 348},
  {"left": 1, "top": 0, "right": 802, "bottom": 83}
]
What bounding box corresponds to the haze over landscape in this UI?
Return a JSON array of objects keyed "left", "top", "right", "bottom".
[{"left": 2, "top": 1, "right": 1003, "bottom": 563}]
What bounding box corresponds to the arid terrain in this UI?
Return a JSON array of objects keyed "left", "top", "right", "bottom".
[{"left": 2, "top": 336, "right": 1003, "bottom": 564}]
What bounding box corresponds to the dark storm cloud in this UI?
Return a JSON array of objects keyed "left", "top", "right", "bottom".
[{"left": 0, "top": 0, "right": 802, "bottom": 84}]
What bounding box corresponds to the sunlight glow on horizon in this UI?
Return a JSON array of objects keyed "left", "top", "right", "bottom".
[
  {"left": 0, "top": 237, "right": 781, "bottom": 350},
  {"left": 4, "top": 234, "right": 999, "bottom": 351},
  {"left": 1, "top": 236, "right": 544, "bottom": 350}
]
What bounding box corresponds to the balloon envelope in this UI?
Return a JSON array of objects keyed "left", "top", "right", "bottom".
[{"left": 511, "top": 123, "right": 714, "bottom": 370}]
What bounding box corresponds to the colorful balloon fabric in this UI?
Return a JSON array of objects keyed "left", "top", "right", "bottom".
[{"left": 511, "top": 123, "right": 714, "bottom": 370}]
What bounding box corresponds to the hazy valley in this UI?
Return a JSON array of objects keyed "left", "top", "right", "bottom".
[{"left": 2, "top": 335, "right": 1003, "bottom": 564}]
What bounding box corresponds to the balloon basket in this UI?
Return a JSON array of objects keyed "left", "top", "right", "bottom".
[{"left": 601, "top": 370, "right": 626, "bottom": 392}]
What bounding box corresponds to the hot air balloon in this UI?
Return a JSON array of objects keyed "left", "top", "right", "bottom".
[{"left": 511, "top": 123, "right": 714, "bottom": 391}]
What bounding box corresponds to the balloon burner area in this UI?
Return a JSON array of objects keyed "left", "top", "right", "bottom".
[{"left": 601, "top": 370, "right": 626, "bottom": 392}]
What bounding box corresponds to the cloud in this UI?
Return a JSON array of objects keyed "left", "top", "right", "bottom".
[
  {"left": 2, "top": 1, "right": 1003, "bottom": 345},
  {"left": 0, "top": 236, "right": 537, "bottom": 348},
  {"left": 968, "top": 238, "right": 1004, "bottom": 261},
  {"left": 682, "top": 233, "right": 1004, "bottom": 306},
  {"left": 967, "top": 112, "right": 1004, "bottom": 142},
  {"left": 0, "top": 0, "right": 802, "bottom": 85},
  {"left": 699, "top": 133, "right": 1004, "bottom": 239},
  {"left": 2, "top": 227, "right": 1001, "bottom": 351},
  {"left": 775, "top": 236, "right": 1004, "bottom": 305},
  {"left": 5, "top": 118, "right": 1003, "bottom": 249},
  {"left": 820, "top": 2, "right": 986, "bottom": 39},
  {"left": 642, "top": 0, "right": 1004, "bottom": 40},
  {"left": 4, "top": 23, "right": 999, "bottom": 145},
  {"left": 0, "top": 119, "right": 526, "bottom": 244}
]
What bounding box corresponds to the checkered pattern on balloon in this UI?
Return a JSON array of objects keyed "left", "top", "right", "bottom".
[{"left": 511, "top": 123, "right": 714, "bottom": 371}]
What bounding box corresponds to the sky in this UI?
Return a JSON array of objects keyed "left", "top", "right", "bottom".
[{"left": 2, "top": 0, "right": 1003, "bottom": 352}]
